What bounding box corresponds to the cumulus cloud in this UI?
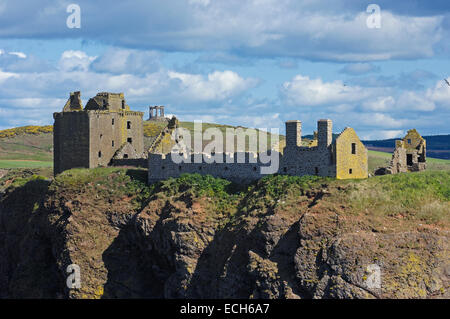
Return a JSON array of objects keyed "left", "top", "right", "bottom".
[
  {"left": 281, "top": 74, "right": 370, "bottom": 106},
  {"left": 0, "top": 0, "right": 446, "bottom": 62},
  {"left": 59, "top": 50, "right": 96, "bottom": 72},
  {"left": 167, "top": 70, "right": 259, "bottom": 102}
]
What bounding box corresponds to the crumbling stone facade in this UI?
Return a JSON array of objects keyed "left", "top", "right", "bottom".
[
  {"left": 376, "top": 129, "right": 426, "bottom": 175},
  {"left": 53, "top": 92, "right": 144, "bottom": 175},
  {"left": 148, "top": 119, "right": 368, "bottom": 183}
]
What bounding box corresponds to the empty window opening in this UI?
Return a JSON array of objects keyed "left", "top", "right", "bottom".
[
  {"left": 224, "top": 167, "right": 229, "bottom": 171},
  {"left": 127, "top": 138, "right": 132, "bottom": 144},
  {"left": 127, "top": 121, "right": 131, "bottom": 129},
  {"left": 407, "top": 154, "right": 413, "bottom": 166},
  {"left": 103, "top": 99, "right": 107, "bottom": 107},
  {"left": 315, "top": 167, "right": 319, "bottom": 175},
  {"left": 351, "top": 143, "right": 356, "bottom": 154},
  {"left": 253, "top": 167, "right": 257, "bottom": 171},
  {"left": 112, "top": 119, "right": 115, "bottom": 125},
  {"left": 122, "top": 100, "right": 125, "bottom": 109},
  {"left": 112, "top": 140, "right": 115, "bottom": 147},
  {"left": 349, "top": 168, "right": 353, "bottom": 174},
  {"left": 100, "top": 134, "right": 103, "bottom": 139},
  {"left": 123, "top": 154, "right": 128, "bottom": 159},
  {"left": 179, "top": 166, "right": 182, "bottom": 171},
  {"left": 162, "top": 166, "right": 165, "bottom": 170},
  {"left": 98, "top": 151, "right": 102, "bottom": 158},
  {"left": 283, "top": 167, "right": 287, "bottom": 173}
]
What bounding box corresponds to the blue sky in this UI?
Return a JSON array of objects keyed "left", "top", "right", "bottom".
[{"left": 0, "top": 0, "right": 449, "bottom": 139}]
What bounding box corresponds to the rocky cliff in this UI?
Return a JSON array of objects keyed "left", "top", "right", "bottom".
[{"left": 0, "top": 168, "right": 449, "bottom": 299}]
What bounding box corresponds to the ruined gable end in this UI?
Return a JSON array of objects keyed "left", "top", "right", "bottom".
[
  {"left": 62, "top": 91, "right": 83, "bottom": 112},
  {"left": 335, "top": 127, "right": 368, "bottom": 179}
]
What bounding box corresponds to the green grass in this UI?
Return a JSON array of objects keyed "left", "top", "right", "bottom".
[
  {"left": 342, "top": 170, "right": 450, "bottom": 225},
  {"left": 0, "top": 160, "right": 53, "bottom": 169}
]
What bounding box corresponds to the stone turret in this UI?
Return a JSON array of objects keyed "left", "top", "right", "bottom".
[
  {"left": 317, "top": 119, "right": 332, "bottom": 148},
  {"left": 285, "top": 120, "right": 302, "bottom": 150}
]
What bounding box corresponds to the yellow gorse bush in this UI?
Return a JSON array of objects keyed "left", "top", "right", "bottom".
[{"left": 0, "top": 125, "right": 53, "bottom": 138}]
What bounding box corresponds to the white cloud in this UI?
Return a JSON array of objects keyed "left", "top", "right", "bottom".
[
  {"left": 8, "top": 51, "right": 26, "bottom": 58},
  {"left": 281, "top": 74, "right": 370, "bottom": 106},
  {"left": 360, "top": 129, "right": 404, "bottom": 140},
  {"left": 396, "top": 91, "right": 436, "bottom": 111},
  {"left": 168, "top": 70, "right": 259, "bottom": 101},
  {"left": 362, "top": 96, "right": 395, "bottom": 111},
  {"left": 59, "top": 50, "right": 96, "bottom": 72}
]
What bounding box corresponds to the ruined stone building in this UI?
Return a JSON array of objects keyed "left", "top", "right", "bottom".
[
  {"left": 53, "top": 92, "right": 144, "bottom": 175},
  {"left": 281, "top": 119, "right": 368, "bottom": 179},
  {"left": 376, "top": 129, "right": 426, "bottom": 175},
  {"left": 148, "top": 119, "right": 368, "bottom": 183}
]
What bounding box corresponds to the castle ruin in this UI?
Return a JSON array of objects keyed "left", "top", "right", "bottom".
[
  {"left": 54, "top": 92, "right": 368, "bottom": 182},
  {"left": 53, "top": 92, "right": 144, "bottom": 175},
  {"left": 375, "top": 129, "right": 426, "bottom": 175},
  {"left": 148, "top": 119, "right": 368, "bottom": 183}
]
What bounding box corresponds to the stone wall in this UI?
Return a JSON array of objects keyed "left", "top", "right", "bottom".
[{"left": 149, "top": 152, "right": 280, "bottom": 183}]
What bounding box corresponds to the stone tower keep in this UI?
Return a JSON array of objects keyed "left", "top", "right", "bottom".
[{"left": 53, "top": 92, "right": 144, "bottom": 175}]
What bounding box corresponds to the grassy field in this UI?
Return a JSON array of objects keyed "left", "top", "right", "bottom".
[{"left": 0, "top": 160, "right": 53, "bottom": 169}]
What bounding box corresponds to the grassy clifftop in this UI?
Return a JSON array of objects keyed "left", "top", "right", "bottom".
[{"left": 0, "top": 168, "right": 448, "bottom": 298}]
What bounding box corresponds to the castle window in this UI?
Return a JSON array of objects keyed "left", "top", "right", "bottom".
[
  {"left": 127, "top": 138, "right": 132, "bottom": 144},
  {"left": 253, "top": 167, "right": 257, "bottom": 171},
  {"left": 179, "top": 166, "right": 182, "bottom": 171},
  {"left": 349, "top": 168, "right": 353, "bottom": 174},
  {"left": 112, "top": 119, "right": 115, "bottom": 125},
  {"left": 127, "top": 121, "right": 131, "bottom": 129},
  {"left": 408, "top": 139, "right": 411, "bottom": 144},
  {"left": 124, "top": 154, "right": 128, "bottom": 159},
  {"left": 199, "top": 166, "right": 202, "bottom": 170},
  {"left": 162, "top": 166, "right": 165, "bottom": 170},
  {"left": 315, "top": 167, "right": 319, "bottom": 175},
  {"left": 122, "top": 100, "right": 125, "bottom": 109},
  {"left": 351, "top": 143, "right": 356, "bottom": 154},
  {"left": 224, "top": 167, "right": 229, "bottom": 171},
  {"left": 103, "top": 99, "right": 107, "bottom": 107},
  {"left": 100, "top": 134, "right": 103, "bottom": 139},
  {"left": 283, "top": 167, "right": 287, "bottom": 173},
  {"left": 112, "top": 140, "right": 115, "bottom": 147},
  {"left": 98, "top": 151, "right": 102, "bottom": 158}
]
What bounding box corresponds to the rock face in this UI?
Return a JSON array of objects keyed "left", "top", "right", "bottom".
[{"left": 0, "top": 169, "right": 449, "bottom": 299}]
